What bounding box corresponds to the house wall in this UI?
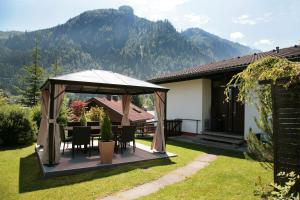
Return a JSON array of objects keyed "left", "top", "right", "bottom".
[
  {"left": 160, "top": 79, "right": 260, "bottom": 137},
  {"left": 244, "top": 100, "right": 261, "bottom": 138},
  {"left": 161, "top": 79, "right": 211, "bottom": 134}
]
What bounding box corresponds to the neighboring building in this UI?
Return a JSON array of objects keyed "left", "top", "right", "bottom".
[
  {"left": 149, "top": 45, "right": 300, "bottom": 140},
  {"left": 86, "top": 96, "right": 154, "bottom": 124}
]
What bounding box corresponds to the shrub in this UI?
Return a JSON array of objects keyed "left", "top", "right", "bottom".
[
  {"left": 31, "top": 104, "right": 42, "bottom": 128},
  {"left": 0, "top": 89, "right": 8, "bottom": 105},
  {"left": 70, "top": 100, "right": 86, "bottom": 117},
  {"left": 57, "top": 102, "right": 69, "bottom": 125},
  {"left": 100, "top": 112, "right": 112, "bottom": 142},
  {"left": 86, "top": 106, "right": 105, "bottom": 122},
  {"left": 31, "top": 103, "right": 68, "bottom": 133},
  {"left": 80, "top": 108, "right": 87, "bottom": 126},
  {"left": 0, "top": 104, "right": 37, "bottom": 146},
  {"left": 255, "top": 171, "right": 300, "bottom": 200}
]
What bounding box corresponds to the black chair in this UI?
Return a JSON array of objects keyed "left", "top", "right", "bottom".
[
  {"left": 87, "top": 121, "right": 101, "bottom": 149},
  {"left": 87, "top": 121, "right": 100, "bottom": 126},
  {"left": 59, "top": 125, "right": 72, "bottom": 154},
  {"left": 119, "top": 126, "right": 136, "bottom": 153},
  {"left": 72, "top": 126, "right": 91, "bottom": 158},
  {"left": 67, "top": 121, "right": 81, "bottom": 137},
  {"left": 112, "top": 126, "right": 122, "bottom": 153}
]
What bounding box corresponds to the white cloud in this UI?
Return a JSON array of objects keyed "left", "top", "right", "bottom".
[
  {"left": 183, "top": 13, "right": 210, "bottom": 26},
  {"left": 230, "top": 32, "right": 245, "bottom": 40},
  {"left": 233, "top": 15, "right": 256, "bottom": 25},
  {"left": 254, "top": 39, "right": 274, "bottom": 46},
  {"left": 233, "top": 13, "right": 272, "bottom": 25}
]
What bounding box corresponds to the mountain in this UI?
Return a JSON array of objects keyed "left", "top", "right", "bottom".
[
  {"left": 182, "top": 28, "right": 256, "bottom": 60},
  {"left": 0, "top": 6, "right": 255, "bottom": 94}
]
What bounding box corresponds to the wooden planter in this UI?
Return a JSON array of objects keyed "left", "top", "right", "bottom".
[{"left": 99, "top": 141, "right": 115, "bottom": 164}]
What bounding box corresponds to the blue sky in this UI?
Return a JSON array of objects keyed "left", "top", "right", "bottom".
[{"left": 0, "top": 0, "right": 299, "bottom": 51}]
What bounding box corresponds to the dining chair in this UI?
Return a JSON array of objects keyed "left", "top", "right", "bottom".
[
  {"left": 112, "top": 125, "right": 122, "bottom": 153},
  {"left": 72, "top": 126, "right": 91, "bottom": 158},
  {"left": 87, "top": 121, "right": 101, "bottom": 149},
  {"left": 67, "top": 121, "right": 81, "bottom": 137},
  {"left": 59, "top": 124, "right": 72, "bottom": 154},
  {"left": 119, "top": 125, "right": 136, "bottom": 153}
]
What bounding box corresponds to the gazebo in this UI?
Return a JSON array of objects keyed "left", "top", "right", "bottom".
[{"left": 37, "top": 70, "right": 169, "bottom": 166}]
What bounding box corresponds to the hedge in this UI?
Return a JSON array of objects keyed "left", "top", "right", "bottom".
[{"left": 0, "top": 105, "right": 37, "bottom": 146}]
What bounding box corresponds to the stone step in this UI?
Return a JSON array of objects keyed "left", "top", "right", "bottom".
[
  {"left": 203, "top": 132, "right": 244, "bottom": 140},
  {"left": 198, "top": 134, "right": 244, "bottom": 145}
]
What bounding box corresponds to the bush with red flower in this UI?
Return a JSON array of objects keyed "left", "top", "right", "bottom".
[{"left": 69, "top": 100, "right": 87, "bottom": 121}]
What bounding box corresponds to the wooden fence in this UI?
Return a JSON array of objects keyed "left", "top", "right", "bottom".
[
  {"left": 133, "top": 119, "right": 182, "bottom": 137},
  {"left": 271, "top": 81, "right": 300, "bottom": 191},
  {"left": 165, "top": 119, "right": 182, "bottom": 137}
]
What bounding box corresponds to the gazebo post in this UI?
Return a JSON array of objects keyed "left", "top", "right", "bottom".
[
  {"left": 164, "top": 91, "right": 168, "bottom": 146},
  {"left": 48, "top": 82, "right": 55, "bottom": 165}
]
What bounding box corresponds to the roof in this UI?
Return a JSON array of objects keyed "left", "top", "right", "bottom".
[
  {"left": 86, "top": 97, "right": 154, "bottom": 122},
  {"left": 41, "top": 69, "right": 168, "bottom": 95},
  {"left": 149, "top": 45, "right": 300, "bottom": 84}
]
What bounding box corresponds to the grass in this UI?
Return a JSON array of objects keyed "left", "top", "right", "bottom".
[
  {"left": 139, "top": 149, "right": 272, "bottom": 200},
  {"left": 0, "top": 139, "right": 203, "bottom": 200},
  {"left": 0, "top": 139, "right": 272, "bottom": 200}
]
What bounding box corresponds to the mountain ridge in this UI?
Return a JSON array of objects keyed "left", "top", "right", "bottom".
[{"left": 0, "top": 5, "right": 255, "bottom": 94}]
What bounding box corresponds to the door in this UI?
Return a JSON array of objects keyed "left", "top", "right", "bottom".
[{"left": 211, "top": 79, "right": 244, "bottom": 135}]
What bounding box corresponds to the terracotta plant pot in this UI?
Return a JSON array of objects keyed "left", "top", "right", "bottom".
[{"left": 99, "top": 141, "right": 115, "bottom": 164}]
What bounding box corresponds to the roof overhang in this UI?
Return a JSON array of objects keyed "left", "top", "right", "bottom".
[{"left": 149, "top": 64, "right": 247, "bottom": 84}]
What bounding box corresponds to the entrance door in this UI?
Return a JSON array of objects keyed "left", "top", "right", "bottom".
[{"left": 211, "top": 79, "right": 244, "bottom": 135}]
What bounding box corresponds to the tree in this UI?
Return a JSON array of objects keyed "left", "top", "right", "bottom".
[
  {"left": 0, "top": 89, "right": 8, "bottom": 105},
  {"left": 50, "top": 58, "right": 62, "bottom": 77},
  {"left": 131, "top": 95, "right": 143, "bottom": 108},
  {"left": 17, "top": 39, "right": 44, "bottom": 107}
]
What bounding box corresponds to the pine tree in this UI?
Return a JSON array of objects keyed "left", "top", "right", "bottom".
[
  {"left": 17, "top": 39, "right": 44, "bottom": 107},
  {"left": 131, "top": 95, "right": 143, "bottom": 108},
  {"left": 50, "top": 58, "right": 62, "bottom": 77}
]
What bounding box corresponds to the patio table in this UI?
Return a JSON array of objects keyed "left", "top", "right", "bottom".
[
  {"left": 65, "top": 126, "right": 101, "bottom": 130},
  {"left": 65, "top": 126, "right": 101, "bottom": 149}
]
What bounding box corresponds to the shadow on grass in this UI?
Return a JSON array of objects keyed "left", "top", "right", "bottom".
[
  {"left": 19, "top": 139, "right": 246, "bottom": 193},
  {"left": 0, "top": 142, "right": 34, "bottom": 151},
  {"left": 164, "top": 138, "right": 246, "bottom": 159},
  {"left": 19, "top": 152, "right": 174, "bottom": 193}
]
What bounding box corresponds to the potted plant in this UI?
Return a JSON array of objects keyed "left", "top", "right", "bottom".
[{"left": 98, "top": 112, "right": 115, "bottom": 164}]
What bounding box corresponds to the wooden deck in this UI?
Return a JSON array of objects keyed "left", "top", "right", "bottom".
[{"left": 36, "top": 142, "right": 176, "bottom": 178}]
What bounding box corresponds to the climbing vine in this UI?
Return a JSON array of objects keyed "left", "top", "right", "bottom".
[
  {"left": 225, "top": 56, "right": 300, "bottom": 103},
  {"left": 225, "top": 56, "right": 300, "bottom": 166}
]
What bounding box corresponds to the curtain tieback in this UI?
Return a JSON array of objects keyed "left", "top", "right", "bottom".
[{"left": 48, "top": 119, "right": 56, "bottom": 123}]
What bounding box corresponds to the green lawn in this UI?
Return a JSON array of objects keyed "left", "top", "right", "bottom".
[
  {"left": 140, "top": 146, "right": 272, "bottom": 200},
  {"left": 0, "top": 139, "right": 271, "bottom": 200}
]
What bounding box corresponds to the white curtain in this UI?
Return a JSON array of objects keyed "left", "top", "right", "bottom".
[
  {"left": 121, "top": 94, "right": 131, "bottom": 126},
  {"left": 37, "top": 89, "right": 49, "bottom": 146},
  {"left": 42, "top": 84, "right": 65, "bottom": 164},
  {"left": 151, "top": 92, "right": 166, "bottom": 153}
]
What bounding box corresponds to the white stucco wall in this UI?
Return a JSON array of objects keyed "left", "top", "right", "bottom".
[
  {"left": 160, "top": 79, "right": 260, "bottom": 137},
  {"left": 244, "top": 101, "right": 261, "bottom": 138},
  {"left": 161, "top": 79, "right": 211, "bottom": 134}
]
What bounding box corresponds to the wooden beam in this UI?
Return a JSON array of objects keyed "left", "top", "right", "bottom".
[
  {"left": 164, "top": 91, "right": 168, "bottom": 151},
  {"left": 48, "top": 83, "right": 55, "bottom": 166}
]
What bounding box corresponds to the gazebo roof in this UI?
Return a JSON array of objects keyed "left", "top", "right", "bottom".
[{"left": 41, "top": 70, "right": 168, "bottom": 95}]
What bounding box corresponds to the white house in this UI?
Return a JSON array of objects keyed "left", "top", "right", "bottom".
[{"left": 149, "top": 45, "right": 300, "bottom": 142}]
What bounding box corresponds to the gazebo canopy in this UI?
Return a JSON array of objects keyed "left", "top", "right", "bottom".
[
  {"left": 38, "top": 69, "right": 169, "bottom": 166},
  {"left": 41, "top": 70, "right": 168, "bottom": 95}
]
